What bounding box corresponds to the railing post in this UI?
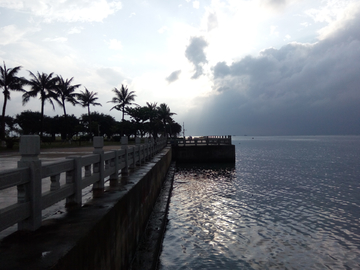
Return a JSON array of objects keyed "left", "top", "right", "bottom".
[
  {"left": 93, "top": 136, "right": 104, "bottom": 197},
  {"left": 144, "top": 138, "right": 149, "bottom": 161},
  {"left": 121, "top": 136, "right": 129, "bottom": 185},
  {"left": 150, "top": 137, "right": 154, "bottom": 156},
  {"left": 65, "top": 156, "right": 82, "bottom": 208},
  {"left": 147, "top": 138, "right": 151, "bottom": 159},
  {"left": 130, "top": 146, "right": 136, "bottom": 170},
  {"left": 17, "top": 135, "right": 42, "bottom": 231},
  {"left": 155, "top": 138, "right": 159, "bottom": 152},
  {"left": 135, "top": 137, "right": 142, "bottom": 165},
  {"left": 109, "top": 150, "right": 119, "bottom": 187}
]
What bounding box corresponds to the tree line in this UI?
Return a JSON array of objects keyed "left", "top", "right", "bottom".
[{"left": 0, "top": 61, "right": 181, "bottom": 143}]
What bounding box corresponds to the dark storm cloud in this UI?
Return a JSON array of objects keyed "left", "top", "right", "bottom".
[
  {"left": 185, "top": 12, "right": 360, "bottom": 136},
  {"left": 166, "top": 70, "right": 181, "bottom": 84},
  {"left": 185, "top": 36, "right": 208, "bottom": 79}
]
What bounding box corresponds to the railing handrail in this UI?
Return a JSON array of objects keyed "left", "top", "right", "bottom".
[
  {"left": 168, "top": 135, "right": 232, "bottom": 146},
  {"left": 0, "top": 135, "right": 167, "bottom": 233}
]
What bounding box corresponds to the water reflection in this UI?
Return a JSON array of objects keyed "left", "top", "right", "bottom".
[{"left": 159, "top": 136, "right": 360, "bottom": 269}]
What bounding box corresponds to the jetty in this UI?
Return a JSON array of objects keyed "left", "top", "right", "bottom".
[
  {"left": 0, "top": 135, "right": 235, "bottom": 269},
  {"left": 171, "top": 135, "right": 235, "bottom": 163}
]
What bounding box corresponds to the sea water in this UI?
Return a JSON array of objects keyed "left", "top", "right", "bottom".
[{"left": 158, "top": 136, "right": 360, "bottom": 269}]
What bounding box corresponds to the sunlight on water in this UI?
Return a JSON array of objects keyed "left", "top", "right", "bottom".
[{"left": 159, "top": 136, "right": 360, "bottom": 270}]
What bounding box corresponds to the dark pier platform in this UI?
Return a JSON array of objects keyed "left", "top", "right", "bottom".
[{"left": 170, "top": 136, "right": 235, "bottom": 163}]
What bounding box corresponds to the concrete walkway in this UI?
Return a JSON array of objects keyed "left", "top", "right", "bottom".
[{"left": 0, "top": 144, "right": 134, "bottom": 172}]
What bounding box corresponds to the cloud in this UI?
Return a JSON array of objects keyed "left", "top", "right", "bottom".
[
  {"left": 261, "top": 0, "right": 293, "bottom": 11},
  {"left": 263, "top": 0, "right": 287, "bottom": 8},
  {"left": 270, "top": 25, "right": 279, "bottom": 36},
  {"left": 166, "top": 70, "right": 182, "bottom": 84},
  {"left": 185, "top": 10, "right": 360, "bottom": 135},
  {"left": 314, "top": 1, "right": 360, "bottom": 40},
  {"left": 108, "top": 39, "right": 122, "bottom": 50},
  {"left": 0, "top": 0, "right": 122, "bottom": 23},
  {"left": 207, "top": 12, "right": 218, "bottom": 31},
  {"left": 96, "top": 67, "right": 126, "bottom": 87},
  {"left": 0, "top": 25, "right": 26, "bottom": 45},
  {"left": 158, "top": 26, "right": 168, "bottom": 34},
  {"left": 68, "top": 26, "right": 84, "bottom": 34},
  {"left": 43, "top": 37, "right": 67, "bottom": 43},
  {"left": 185, "top": 36, "right": 208, "bottom": 79},
  {"left": 193, "top": 1, "right": 199, "bottom": 9}
]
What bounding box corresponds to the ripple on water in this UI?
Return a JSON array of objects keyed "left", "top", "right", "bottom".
[{"left": 159, "top": 137, "right": 360, "bottom": 270}]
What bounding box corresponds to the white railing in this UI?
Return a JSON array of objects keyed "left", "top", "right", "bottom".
[
  {"left": 170, "top": 135, "right": 232, "bottom": 146},
  {"left": 0, "top": 135, "right": 167, "bottom": 232}
]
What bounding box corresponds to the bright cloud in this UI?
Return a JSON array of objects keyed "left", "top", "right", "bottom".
[
  {"left": 158, "top": 26, "right": 168, "bottom": 34},
  {"left": 0, "top": 25, "right": 25, "bottom": 45},
  {"left": 43, "top": 37, "right": 67, "bottom": 43},
  {"left": 270, "top": 25, "right": 279, "bottom": 36},
  {"left": 68, "top": 26, "right": 84, "bottom": 34},
  {"left": 0, "top": 0, "right": 122, "bottom": 22},
  {"left": 1, "top": 0, "right": 360, "bottom": 136},
  {"left": 311, "top": 1, "right": 360, "bottom": 40},
  {"left": 108, "top": 39, "right": 122, "bottom": 50}
]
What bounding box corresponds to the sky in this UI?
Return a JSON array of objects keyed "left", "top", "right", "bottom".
[{"left": 1, "top": 0, "right": 360, "bottom": 136}]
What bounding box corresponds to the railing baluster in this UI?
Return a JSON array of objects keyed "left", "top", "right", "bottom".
[
  {"left": 50, "top": 174, "right": 60, "bottom": 191},
  {"left": 93, "top": 137, "right": 104, "bottom": 197},
  {"left": 17, "top": 135, "right": 42, "bottom": 231},
  {"left": 85, "top": 165, "right": 91, "bottom": 177},
  {"left": 109, "top": 152, "right": 119, "bottom": 187},
  {"left": 66, "top": 156, "right": 82, "bottom": 208},
  {"left": 121, "top": 136, "right": 129, "bottom": 185}
]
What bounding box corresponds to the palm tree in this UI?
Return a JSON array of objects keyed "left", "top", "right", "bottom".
[
  {"left": 146, "top": 102, "right": 157, "bottom": 115},
  {"left": 76, "top": 88, "right": 102, "bottom": 136},
  {"left": 76, "top": 87, "right": 101, "bottom": 116},
  {"left": 0, "top": 61, "right": 27, "bottom": 140},
  {"left": 55, "top": 76, "right": 81, "bottom": 117},
  {"left": 107, "top": 84, "right": 136, "bottom": 121},
  {"left": 22, "top": 71, "right": 59, "bottom": 138},
  {"left": 55, "top": 76, "right": 81, "bottom": 139},
  {"left": 146, "top": 102, "right": 158, "bottom": 138},
  {"left": 157, "top": 103, "right": 176, "bottom": 137}
]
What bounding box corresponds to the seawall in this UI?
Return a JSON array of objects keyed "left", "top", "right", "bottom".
[
  {"left": 172, "top": 145, "right": 235, "bottom": 163},
  {"left": 0, "top": 147, "right": 172, "bottom": 270}
]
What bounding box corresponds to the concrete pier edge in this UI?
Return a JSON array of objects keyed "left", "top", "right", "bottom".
[
  {"left": 130, "top": 162, "right": 176, "bottom": 270},
  {"left": 0, "top": 147, "right": 172, "bottom": 270}
]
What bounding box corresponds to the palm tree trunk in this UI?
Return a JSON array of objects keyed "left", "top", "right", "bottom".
[
  {"left": 87, "top": 105, "right": 92, "bottom": 136},
  {"left": 63, "top": 105, "right": 68, "bottom": 140},
  {"left": 1, "top": 91, "right": 8, "bottom": 140},
  {"left": 40, "top": 99, "right": 45, "bottom": 138}
]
